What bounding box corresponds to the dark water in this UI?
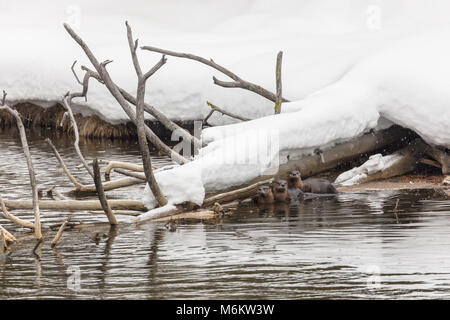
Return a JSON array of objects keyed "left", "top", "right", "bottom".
[{"left": 1, "top": 128, "right": 450, "bottom": 299}]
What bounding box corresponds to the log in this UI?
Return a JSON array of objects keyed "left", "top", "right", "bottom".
[
  {"left": 335, "top": 139, "right": 425, "bottom": 186},
  {"left": 425, "top": 145, "right": 450, "bottom": 175},
  {"left": 223, "top": 126, "right": 412, "bottom": 191},
  {"left": 4, "top": 200, "right": 146, "bottom": 211},
  {"left": 202, "top": 179, "right": 272, "bottom": 207}
]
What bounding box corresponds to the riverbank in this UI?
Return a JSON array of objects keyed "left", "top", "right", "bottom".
[{"left": 0, "top": 102, "right": 195, "bottom": 141}]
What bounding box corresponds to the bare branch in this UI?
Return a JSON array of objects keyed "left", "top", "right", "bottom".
[
  {"left": 64, "top": 23, "right": 188, "bottom": 165},
  {"left": 0, "top": 97, "right": 42, "bottom": 240},
  {"left": 141, "top": 45, "right": 290, "bottom": 103},
  {"left": 62, "top": 95, "right": 94, "bottom": 178},
  {"left": 51, "top": 216, "right": 71, "bottom": 247},
  {"left": 275, "top": 51, "right": 283, "bottom": 114},
  {"left": 93, "top": 159, "right": 118, "bottom": 225},
  {"left": 0, "top": 195, "right": 35, "bottom": 229},
  {"left": 203, "top": 101, "right": 251, "bottom": 126}
]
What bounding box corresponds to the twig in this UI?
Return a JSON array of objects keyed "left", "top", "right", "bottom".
[
  {"left": 51, "top": 216, "right": 71, "bottom": 247},
  {"left": 140, "top": 46, "right": 290, "bottom": 103},
  {"left": 126, "top": 21, "right": 168, "bottom": 207},
  {"left": 0, "top": 225, "right": 16, "bottom": 243},
  {"left": 93, "top": 159, "right": 118, "bottom": 225},
  {"left": 275, "top": 51, "right": 283, "bottom": 114},
  {"left": 0, "top": 92, "right": 42, "bottom": 240},
  {"left": 47, "top": 186, "right": 69, "bottom": 200},
  {"left": 393, "top": 199, "right": 400, "bottom": 224},
  {"left": 203, "top": 101, "right": 251, "bottom": 126}
]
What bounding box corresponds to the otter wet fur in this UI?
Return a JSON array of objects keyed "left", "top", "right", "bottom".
[
  {"left": 287, "top": 171, "right": 305, "bottom": 202},
  {"left": 253, "top": 186, "right": 275, "bottom": 205},
  {"left": 288, "top": 170, "right": 338, "bottom": 194},
  {"left": 271, "top": 179, "right": 290, "bottom": 202}
]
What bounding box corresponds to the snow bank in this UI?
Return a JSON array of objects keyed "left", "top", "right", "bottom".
[
  {"left": 1, "top": 0, "right": 441, "bottom": 124},
  {"left": 144, "top": 25, "right": 450, "bottom": 208}
]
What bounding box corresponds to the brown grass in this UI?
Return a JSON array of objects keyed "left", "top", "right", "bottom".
[{"left": 0, "top": 102, "right": 193, "bottom": 141}]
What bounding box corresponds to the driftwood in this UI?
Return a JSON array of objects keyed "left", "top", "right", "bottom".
[
  {"left": 46, "top": 138, "right": 145, "bottom": 193},
  {"left": 202, "top": 179, "right": 272, "bottom": 207},
  {"left": 89, "top": 210, "right": 141, "bottom": 217},
  {"left": 0, "top": 196, "right": 35, "bottom": 229},
  {"left": 274, "top": 51, "right": 283, "bottom": 114},
  {"left": 4, "top": 199, "right": 146, "bottom": 211},
  {"left": 0, "top": 92, "right": 42, "bottom": 240},
  {"left": 110, "top": 168, "right": 146, "bottom": 180},
  {"left": 203, "top": 101, "right": 251, "bottom": 126},
  {"left": 335, "top": 139, "right": 425, "bottom": 186},
  {"left": 141, "top": 45, "right": 290, "bottom": 103},
  {"left": 93, "top": 159, "right": 118, "bottom": 225},
  {"left": 104, "top": 161, "right": 144, "bottom": 180},
  {"left": 51, "top": 217, "right": 71, "bottom": 247},
  {"left": 0, "top": 225, "right": 16, "bottom": 243},
  {"left": 63, "top": 23, "right": 189, "bottom": 165},
  {"left": 126, "top": 21, "right": 168, "bottom": 207},
  {"left": 47, "top": 186, "right": 69, "bottom": 200}
]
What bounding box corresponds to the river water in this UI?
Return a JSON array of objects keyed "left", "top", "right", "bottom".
[{"left": 0, "top": 128, "right": 450, "bottom": 299}]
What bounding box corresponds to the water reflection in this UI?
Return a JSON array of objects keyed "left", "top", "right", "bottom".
[{"left": 0, "top": 128, "right": 450, "bottom": 299}]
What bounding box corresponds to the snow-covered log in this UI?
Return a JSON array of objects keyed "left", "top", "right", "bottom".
[{"left": 335, "top": 139, "right": 425, "bottom": 186}]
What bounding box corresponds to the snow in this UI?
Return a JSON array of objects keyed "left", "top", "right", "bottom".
[
  {"left": 334, "top": 153, "right": 403, "bottom": 186},
  {"left": 0, "top": 0, "right": 432, "bottom": 124},
  {"left": 1, "top": 1, "right": 450, "bottom": 208}
]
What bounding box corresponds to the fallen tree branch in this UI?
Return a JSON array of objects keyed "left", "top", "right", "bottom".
[
  {"left": 1, "top": 91, "right": 42, "bottom": 240},
  {"left": 93, "top": 159, "right": 118, "bottom": 225},
  {"left": 202, "top": 179, "right": 272, "bottom": 207},
  {"left": 51, "top": 217, "right": 71, "bottom": 247},
  {"left": 234, "top": 126, "right": 413, "bottom": 189},
  {"left": 111, "top": 168, "right": 146, "bottom": 180},
  {"left": 104, "top": 161, "right": 144, "bottom": 180},
  {"left": 141, "top": 45, "right": 290, "bottom": 103},
  {"left": 63, "top": 23, "right": 189, "bottom": 165},
  {"left": 4, "top": 199, "right": 146, "bottom": 211},
  {"left": 47, "top": 186, "right": 69, "bottom": 200},
  {"left": 0, "top": 196, "right": 35, "bottom": 229},
  {"left": 203, "top": 101, "right": 251, "bottom": 126},
  {"left": 46, "top": 137, "right": 145, "bottom": 193},
  {"left": 0, "top": 224, "right": 16, "bottom": 243}
]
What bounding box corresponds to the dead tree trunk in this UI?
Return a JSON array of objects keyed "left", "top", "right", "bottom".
[
  {"left": 126, "top": 21, "right": 168, "bottom": 207},
  {"left": 274, "top": 51, "right": 283, "bottom": 114}
]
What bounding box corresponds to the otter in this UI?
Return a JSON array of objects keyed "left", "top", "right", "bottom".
[
  {"left": 253, "top": 186, "right": 275, "bottom": 205},
  {"left": 271, "top": 179, "right": 290, "bottom": 203},
  {"left": 287, "top": 171, "right": 305, "bottom": 202},
  {"left": 288, "top": 170, "right": 338, "bottom": 194}
]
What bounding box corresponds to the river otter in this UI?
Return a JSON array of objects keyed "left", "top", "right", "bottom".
[
  {"left": 253, "top": 186, "right": 275, "bottom": 205},
  {"left": 271, "top": 179, "right": 290, "bottom": 203},
  {"left": 287, "top": 171, "right": 305, "bottom": 202},
  {"left": 288, "top": 170, "right": 338, "bottom": 194}
]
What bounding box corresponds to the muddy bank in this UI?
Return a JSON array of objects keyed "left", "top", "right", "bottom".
[{"left": 0, "top": 102, "right": 195, "bottom": 141}]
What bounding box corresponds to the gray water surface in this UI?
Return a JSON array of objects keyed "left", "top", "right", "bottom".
[{"left": 1, "top": 128, "right": 450, "bottom": 299}]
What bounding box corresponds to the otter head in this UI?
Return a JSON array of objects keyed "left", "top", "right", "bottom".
[
  {"left": 287, "top": 170, "right": 301, "bottom": 187},
  {"left": 255, "top": 185, "right": 274, "bottom": 204},
  {"left": 257, "top": 186, "right": 272, "bottom": 198},
  {"left": 271, "top": 180, "right": 289, "bottom": 202}
]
